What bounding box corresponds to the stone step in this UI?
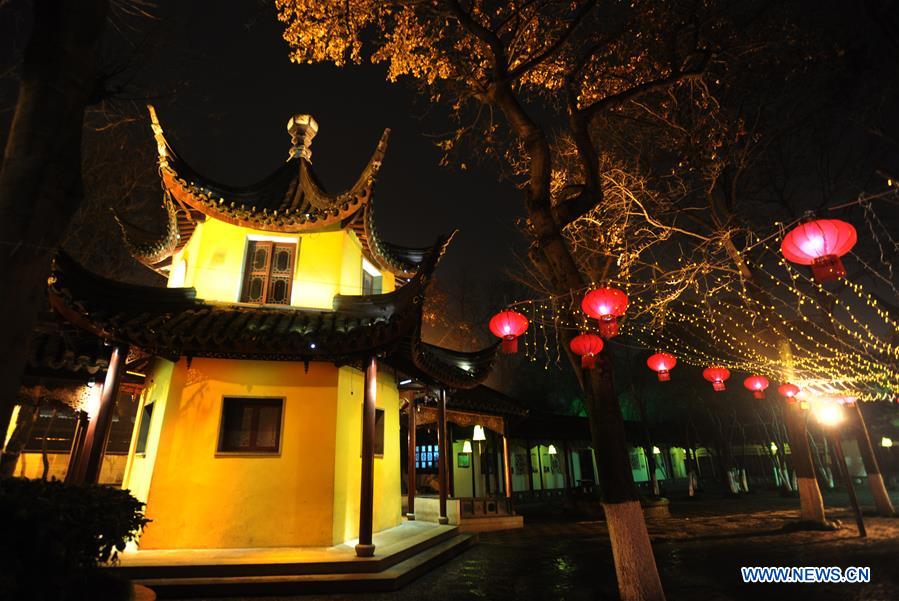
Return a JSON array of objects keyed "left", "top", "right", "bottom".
[
  {"left": 111, "top": 526, "right": 460, "bottom": 580},
  {"left": 136, "top": 533, "right": 476, "bottom": 598}
]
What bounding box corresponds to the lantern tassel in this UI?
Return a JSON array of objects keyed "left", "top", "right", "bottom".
[
  {"left": 657, "top": 370, "right": 670, "bottom": 382},
  {"left": 713, "top": 381, "right": 725, "bottom": 392},
  {"left": 811, "top": 254, "right": 846, "bottom": 283},
  {"left": 501, "top": 336, "right": 518, "bottom": 354},
  {"left": 598, "top": 318, "right": 619, "bottom": 339},
  {"left": 581, "top": 354, "right": 596, "bottom": 369}
]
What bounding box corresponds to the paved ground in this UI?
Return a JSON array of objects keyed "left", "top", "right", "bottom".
[{"left": 182, "top": 488, "right": 899, "bottom": 601}]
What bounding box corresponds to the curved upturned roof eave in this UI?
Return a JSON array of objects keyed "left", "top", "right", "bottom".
[
  {"left": 149, "top": 104, "right": 388, "bottom": 234},
  {"left": 47, "top": 233, "right": 455, "bottom": 364}
]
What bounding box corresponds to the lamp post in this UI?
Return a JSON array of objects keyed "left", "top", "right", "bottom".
[
  {"left": 814, "top": 402, "right": 866, "bottom": 538},
  {"left": 462, "top": 440, "right": 475, "bottom": 498},
  {"left": 473, "top": 425, "right": 486, "bottom": 497}
]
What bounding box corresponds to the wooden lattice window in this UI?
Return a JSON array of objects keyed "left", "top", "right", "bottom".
[
  {"left": 240, "top": 241, "right": 296, "bottom": 305},
  {"left": 217, "top": 397, "right": 283, "bottom": 454}
]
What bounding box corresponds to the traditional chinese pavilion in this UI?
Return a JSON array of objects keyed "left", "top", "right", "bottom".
[{"left": 47, "top": 107, "right": 498, "bottom": 561}]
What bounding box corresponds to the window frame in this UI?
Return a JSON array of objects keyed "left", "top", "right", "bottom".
[
  {"left": 361, "top": 257, "right": 383, "bottom": 295},
  {"left": 134, "top": 400, "right": 155, "bottom": 455},
  {"left": 216, "top": 396, "right": 285, "bottom": 457},
  {"left": 239, "top": 239, "right": 298, "bottom": 306}
]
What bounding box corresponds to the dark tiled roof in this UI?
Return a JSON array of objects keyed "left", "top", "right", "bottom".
[
  {"left": 387, "top": 330, "right": 499, "bottom": 391},
  {"left": 27, "top": 317, "right": 109, "bottom": 377},
  {"left": 447, "top": 385, "right": 528, "bottom": 417},
  {"left": 48, "top": 234, "right": 453, "bottom": 363}
]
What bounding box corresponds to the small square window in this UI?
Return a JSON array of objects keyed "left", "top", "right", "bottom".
[{"left": 218, "top": 397, "right": 283, "bottom": 454}]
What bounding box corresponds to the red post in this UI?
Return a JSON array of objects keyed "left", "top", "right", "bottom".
[
  {"left": 502, "top": 433, "right": 513, "bottom": 498},
  {"left": 406, "top": 401, "right": 416, "bottom": 520},
  {"left": 355, "top": 357, "right": 377, "bottom": 557},
  {"left": 69, "top": 344, "right": 127, "bottom": 484},
  {"left": 64, "top": 410, "right": 89, "bottom": 484},
  {"left": 437, "top": 387, "right": 449, "bottom": 524}
]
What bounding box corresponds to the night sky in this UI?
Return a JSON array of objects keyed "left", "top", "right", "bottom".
[{"left": 136, "top": 2, "right": 523, "bottom": 286}]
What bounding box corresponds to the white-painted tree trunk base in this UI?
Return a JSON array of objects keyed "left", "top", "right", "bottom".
[
  {"left": 797, "top": 476, "right": 827, "bottom": 524},
  {"left": 604, "top": 500, "right": 666, "bottom": 601},
  {"left": 867, "top": 473, "right": 895, "bottom": 516}
]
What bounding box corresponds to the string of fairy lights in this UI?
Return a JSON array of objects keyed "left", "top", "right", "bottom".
[{"left": 496, "top": 188, "right": 899, "bottom": 402}]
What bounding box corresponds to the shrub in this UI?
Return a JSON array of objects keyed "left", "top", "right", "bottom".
[{"left": 0, "top": 477, "right": 150, "bottom": 601}]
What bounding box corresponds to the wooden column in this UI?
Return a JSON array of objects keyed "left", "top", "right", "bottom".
[
  {"left": 525, "top": 439, "right": 534, "bottom": 491},
  {"left": 447, "top": 422, "right": 456, "bottom": 497},
  {"left": 355, "top": 357, "right": 377, "bottom": 557},
  {"left": 69, "top": 344, "right": 127, "bottom": 484},
  {"left": 536, "top": 444, "right": 545, "bottom": 490},
  {"left": 436, "top": 387, "right": 449, "bottom": 524},
  {"left": 562, "top": 440, "right": 573, "bottom": 491},
  {"left": 406, "top": 402, "right": 416, "bottom": 520},
  {"left": 490, "top": 431, "right": 500, "bottom": 496},
  {"left": 502, "top": 433, "right": 512, "bottom": 498},
  {"left": 64, "top": 410, "right": 89, "bottom": 484}
]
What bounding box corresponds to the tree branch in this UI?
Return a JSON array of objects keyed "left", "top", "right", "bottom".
[{"left": 507, "top": 0, "right": 597, "bottom": 81}]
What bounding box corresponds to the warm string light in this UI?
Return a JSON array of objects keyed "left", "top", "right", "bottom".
[{"left": 508, "top": 199, "right": 898, "bottom": 401}]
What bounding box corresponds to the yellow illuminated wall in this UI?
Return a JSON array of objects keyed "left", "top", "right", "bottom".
[
  {"left": 332, "top": 366, "right": 402, "bottom": 544},
  {"left": 168, "top": 219, "right": 394, "bottom": 307},
  {"left": 122, "top": 359, "right": 175, "bottom": 506},
  {"left": 121, "top": 357, "right": 401, "bottom": 549}
]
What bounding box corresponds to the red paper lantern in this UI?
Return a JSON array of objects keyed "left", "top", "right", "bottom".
[
  {"left": 582, "top": 287, "right": 628, "bottom": 338},
  {"left": 703, "top": 366, "right": 730, "bottom": 392},
  {"left": 744, "top": 375, "right": 770, "bottom": 399},
  {"left": 781, "top": 219, "right": 857, "bottom": 283},
  {"left": 489, "top": 309, "right": 529, "bottom": 354},
  {"left": 570, "top": 333, "right": 604, "bottom": 369},
  {"left": 647, "top": 352, "right": 676, "bottom": 382},
  {"left": 778, "top": 383, "right": 800, "bottom": 402}
]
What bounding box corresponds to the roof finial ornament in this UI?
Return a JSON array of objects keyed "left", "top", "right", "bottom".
[{"left": 287, "top": 114, "right": 319, "bottom": 161}]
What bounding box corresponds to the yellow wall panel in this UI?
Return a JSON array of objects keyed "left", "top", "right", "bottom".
[
  {"left": 137, "top": 358, "right": 339, "bottom": 549},
  {"left": 332, "top": 365, "right": 401, "bottom": 545}
]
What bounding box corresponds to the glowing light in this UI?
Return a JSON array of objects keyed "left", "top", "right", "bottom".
[
  {"left": 489, "top": 310, "right": 529, "bottom": 354},
  {"left": 399, "top": 378, "right": 413, "bottom": 386},
  {"left": 548, "top": 444, "right": 558, "bottom": 455},
  {"left": 652, "top": 446, "right": 661, "bottom": 454},
  {"left": 647, "top": 352, "right": 676, "bottom": 382},
  {"left": 813, "top": 402, "right": 844, "bottom": 427},
  {"left": 881, "top": 437, "right": 893, "bottom": 448},
  {"left": 770, "top": 442, "right": 778, "bottom": 454},
  {"left": 781, "top": 218, "right": 857, "bottom": 283},
  {"left": 462, "top": 440, "right": 473, "bottom": 454},
  {"left": 778, "top": 383, "right": 800, "bottom": 399},
  {"left": 703, "top": 366, "right": 730, "bottom": 392},
  {"left": 570, "top": 333, "right": 604, "bottom": 369},
  {"left": 472, "top": 425, "right": 487, "bottom": 442},
  {"left": 743, "top": 375, "right": 770, "bottom": 399}
]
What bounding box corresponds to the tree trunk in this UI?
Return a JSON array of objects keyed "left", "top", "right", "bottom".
[
  {"left": 783, "top": 405, "right": 828, "bottom": 525},
  {"left": 584, "top": 362, "right": 665, "bottom": 601},
  {"left": 0, "top": 0, "right": 108, "bottom": 446},
  {"left": 849, "top": 402, "right": 895, "bottom": 516},
  {"left": 491, "top": 76, "right": 665, "bottom": 601}
]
